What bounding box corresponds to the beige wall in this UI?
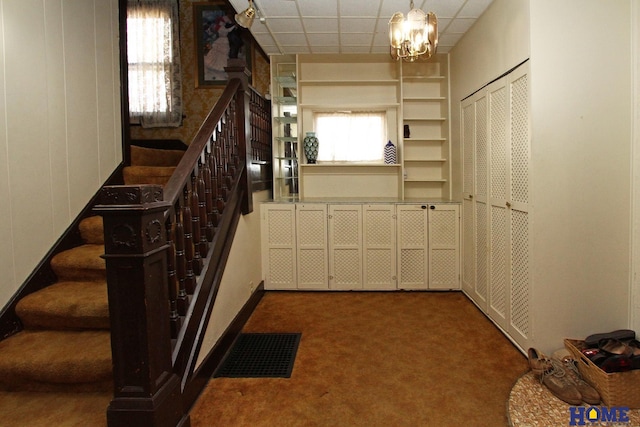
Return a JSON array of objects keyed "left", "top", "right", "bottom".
[
  {"left": 0, "top": 0, "right": 122, "bottom": 309},
  {"left": 130, "top": 0, "right": 271, "bottom": 146},
  {"left": 450, "top": 0, "right": 634, "bottom": 354},
  {"left": 196, "top": 190, "right": 270, "bottom": 368},
  {"left": 529, "top": 0, "right": 632, "bottom": 353}
]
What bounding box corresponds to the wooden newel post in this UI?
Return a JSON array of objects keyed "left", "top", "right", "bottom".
[
  {"left": 94, "top": 185, "right": 189, "bottom": 427},
  {"left": 225, "top": 58, "right": 253, "bottom": 215}
]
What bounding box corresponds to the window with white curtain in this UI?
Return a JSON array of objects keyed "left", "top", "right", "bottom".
[
  {"left": 127, "top": 0, "right": 183, "bottom": 128},
  {"left": 313, "top": 111, "right": 387, "bottom": 163}
]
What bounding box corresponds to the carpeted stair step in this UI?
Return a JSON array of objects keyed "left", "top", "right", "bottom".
[
  {"left": 0, "top": 330, "right": 112, "bottom": 392},
  {"left": 0, "top": 390, "right": 110, "bottom": 427},
  {"left": 123, "top": 165, "right": 177, "bottom": 186},
  {"left": 15, "top": 281, "right": 109, "bottom": 330},
  {"left": 50, "top": 244, "right": 105, "bottom": 282},
  {"left": 79, "top": 215, "right": 104, "bottom": 245},
  {"left": 130, "top": 145, "right": 185, "bottom": 167}
]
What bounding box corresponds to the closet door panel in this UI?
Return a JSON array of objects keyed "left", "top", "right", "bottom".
[
  {"left": 488, "top": 81, "right": 509, "bottom": 330},
  {"left": 508, "top": 68, "right": 531, "bottom": 345}
]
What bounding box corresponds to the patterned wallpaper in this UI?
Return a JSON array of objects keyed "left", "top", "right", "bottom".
[{"left": 130, "top": 0, "right": 271, "bottom": 145}]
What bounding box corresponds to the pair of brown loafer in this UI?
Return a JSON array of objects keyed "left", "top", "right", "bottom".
[{"left": 528, "top": 348, "right": 600, "bottom": 406}]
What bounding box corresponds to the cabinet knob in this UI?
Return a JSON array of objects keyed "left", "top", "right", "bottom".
[
  {"left": 506, "top": 201, "right": 512, "bottom": 208},
  {"left": 421, "top": 205, "right": 427, "bottom": 209},
  {"left": 430, "top": 205, "right": 435, "bottom": 210}
]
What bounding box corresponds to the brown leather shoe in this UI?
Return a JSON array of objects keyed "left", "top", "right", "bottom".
[
  {"left": 539, "top": 359, "right": 583, "bottom": 405},
  {"left": 560, "top": 358, "right": 601, "bottom": 405},
  {"left": 528, "top": 347, "right": 551, "bottom": 376}
]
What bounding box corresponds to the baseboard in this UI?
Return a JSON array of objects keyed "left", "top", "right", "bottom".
[{"left": 182, "top": 282, "right": 265, "bottom": 410}]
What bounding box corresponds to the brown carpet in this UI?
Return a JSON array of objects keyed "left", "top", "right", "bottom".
[{"left": 190, "top": 291, "right": 529, "bottom": 427}]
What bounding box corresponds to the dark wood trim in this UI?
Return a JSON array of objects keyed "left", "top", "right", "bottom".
[
  {"left": 0, "top": 163, "right": 126, "bottom": 340},
  {"left": 183, "top": 282, "right": 265, "bottom": 410},
  {"left": 118, "top": 0, "right": 132, "bottom": 166}
]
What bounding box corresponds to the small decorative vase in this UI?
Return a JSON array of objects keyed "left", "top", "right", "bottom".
[
  {"left": 303, "top": 132, "right": 319, "bottom": 164},
  {"left": 384, "top": 140, "right": 396, "bottom": 164}
]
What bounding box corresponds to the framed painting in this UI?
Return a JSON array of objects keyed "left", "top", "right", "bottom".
[{"left": 193, "top": 2, "right": 252, "bottom": 87}]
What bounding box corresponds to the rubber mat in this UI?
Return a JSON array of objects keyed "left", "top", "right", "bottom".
[{"left": 214, "top": 333, "right": 301, "bottom": 378}]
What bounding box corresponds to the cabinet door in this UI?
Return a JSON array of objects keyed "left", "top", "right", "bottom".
[
  {"left": 428, "top": 204, "right": 460, "bottom": 289},
  {"left": 296, "top": 204, "right": 328, "bottom": 290},
  {"left": 261, "top": 204, "right": 296, "bottom": 290},
  {"left": 397, "top": 205, "right": 429, "bottom": 290},
  {"left": 363, "top": 204, "right": 396, "bottom": 290},
  {"left": 328, "top": 205, "right": 362, "bottom": 290}
]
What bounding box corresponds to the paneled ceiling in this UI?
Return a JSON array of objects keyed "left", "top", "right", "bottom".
[{"left": 227, "top": 0, "right": 495, "bottom": 56}]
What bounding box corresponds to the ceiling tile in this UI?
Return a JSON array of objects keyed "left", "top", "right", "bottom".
[
  {"left": 339, "top": 0, "right": 381, "bottom": 17},
  {"left": 274, "top": 33, "right": 308, "bottom": 45},
  {"left": 340, "top": 33, "right": 376, "bottom": 46},
  {"left": 447, "top": 18, "right": 476, "bottom": 33},
  {"left": 457, "top": 0, "right": 494, "bottom": 17},
  {"left": 303, "top": 18, "right": 339, "bottom": 32},
  {"left": 307, "top": 33, "right": 340, "bottom": 45},
  {"left": 253, "top": 0, "right": 299, "bottom": 17},
  {"left": 340, "top": 18, "right": 377, "bottom": 33},
  {"left": 297, "top": 0, "right": 338, "bottom": 17},
  {"left": 264, "top": 18, "right": 304, "bottom": 33}
]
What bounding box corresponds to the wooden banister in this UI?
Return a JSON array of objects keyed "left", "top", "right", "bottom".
[{"left": 95, "top": 62, "right": 271, "bottom": 427}]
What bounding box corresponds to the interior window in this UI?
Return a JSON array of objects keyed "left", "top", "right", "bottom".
[
  {"left": 313, "top": 111, "right": 387, "bottom": 163},
  {"left": 127, "top": 0, "right": 182, "bottom": 128}
]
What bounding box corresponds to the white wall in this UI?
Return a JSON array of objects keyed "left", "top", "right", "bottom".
[
  {"left": 529, "top": 0, "right": 632, "bottom": 353},
  {"left": 196, "top": 190, "right": 270, "bottom": 368},
  {"left": 451, "top": 0, "right": 634, "bottom": 354},
  {"left": 0, "top": 0, "right": 122, "bottom": 309}
]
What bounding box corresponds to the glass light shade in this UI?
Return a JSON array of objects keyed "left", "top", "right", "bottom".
[{"left": 388, "top": 5, "right": 438, "bottom": 62}]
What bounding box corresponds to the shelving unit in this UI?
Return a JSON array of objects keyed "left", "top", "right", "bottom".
[
  {"left": 268, "top": 54, "right": 451, "bottom": 201},
  {"left": 271, "top": 55, "right": 300, "bottom": 201},
  {"left": 400, "top": 56, "right": 450, "bottom": 199}
]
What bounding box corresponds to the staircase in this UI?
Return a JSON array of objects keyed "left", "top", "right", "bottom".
[
  {"left": 0, "top": 145, "right": 185, "bottom": 426},
  {"left": 0, "top": 72, "right": 271, "bottom": 426}
]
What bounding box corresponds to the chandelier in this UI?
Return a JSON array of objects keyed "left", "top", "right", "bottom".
[{"left": 389, "top": 0, "right": 438, "bottom": 62}]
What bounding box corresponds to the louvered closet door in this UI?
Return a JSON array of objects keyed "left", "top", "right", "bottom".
[
  {"left": 397, "top": 205, "right": 429, "bottom": 290},
  {"left": 488, "top": 77, "right": 510, "bottom": 331},
  {"left": 296, "top": 204, "right": 328, "bottom": 290},
  {"left": 461, "top": 91, "right": 489, "bottom": 309},
  {"left": 328, "top": 205, "right": 362, "bottom": 290},
  {"left": 262, "top": 204, "right": 297, "bottom": 290},
  {"left": 507, "top": 64, "right": 531, "bottom": 348},
  {"left": 363, "top": 204, "right": 396, "bottom": 290}
]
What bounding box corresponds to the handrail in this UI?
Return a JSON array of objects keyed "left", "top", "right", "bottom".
[{"left": 96, "top": 65, "right": 270, "bottom": 427}]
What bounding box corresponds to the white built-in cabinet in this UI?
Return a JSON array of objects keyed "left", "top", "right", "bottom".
[
  {"left": 262, "top": 202, "right": 459, "bottom": 291},
  {"left": 461, "top": 62, "right": 531, "bottom": 350}
]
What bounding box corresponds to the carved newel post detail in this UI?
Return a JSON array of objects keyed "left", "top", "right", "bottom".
[{"left": 94, "top": 185, "right": 189, "bottom": 427}]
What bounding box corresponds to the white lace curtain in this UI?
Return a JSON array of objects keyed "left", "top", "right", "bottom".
[
  {"left": 314, "top": 112, "right": 387, "bottom": 162},
  {"left": 127, "top": 0, "right": 183, "bottom": 128}
]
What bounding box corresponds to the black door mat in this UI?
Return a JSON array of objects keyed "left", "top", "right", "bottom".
[{"left": 214, "top": 333, "right": 301, "bottom": 378}]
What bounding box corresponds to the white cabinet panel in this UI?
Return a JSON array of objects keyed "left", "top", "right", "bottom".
[
  {"left": 262, "top": 204, "right": 297, "bottom": 289},
  {"left": 363, "top": 204, "right": 397, "bottom": 290},
  {"left": 328, "top": 205, "right": 362, "bottom": 290},
  {"left": 296, "top": 204, "right": 328, "bottom": 289},
  {"left": 428, "top": 204, "right": 460, "bottom": 289},
  {"left": 397, "top": 205, "right": 429, "bottom": 290}
]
